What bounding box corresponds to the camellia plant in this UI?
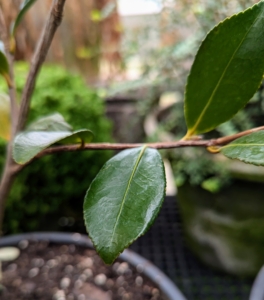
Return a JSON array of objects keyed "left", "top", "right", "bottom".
[{"left": 1, "top": 0, "right": 264, "bottom": 265}]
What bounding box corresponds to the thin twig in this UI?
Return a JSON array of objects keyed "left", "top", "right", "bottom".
[
  {"left": 17, "top": 0, "right": 67, "bottom": 132},
  {"left": 0, "top": 138, "right": 23, "bottom": 234},
  {"left": 38, "top": 141, "right": 209, "bottom": 156},
  {"left": 35, "top": 125, "right": 264, "bottom": 159},
  {"left": 0, "top": 7, "right": 18, "bottom": 138},
  {"left": 213, "top": 125, "right": 264, "bottom": 145},
  {"left": 0, "top": 0, "right": 67, "bottom": 234},
  {"left": 7, "top": 58, "right": 18, "bottom": 137},
  {"left": 0, "top": 5, "right": 9, "bottom": 50}
]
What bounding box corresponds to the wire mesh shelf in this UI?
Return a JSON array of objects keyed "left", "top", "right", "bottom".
[{"left": 129, "top": 196, "right": 253, "bottom": 300}]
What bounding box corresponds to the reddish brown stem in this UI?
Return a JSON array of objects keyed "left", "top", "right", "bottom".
[{"left": 35, "top": 125, "right": 264, "bottom": 158}]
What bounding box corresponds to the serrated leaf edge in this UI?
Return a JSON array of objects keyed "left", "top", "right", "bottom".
[{"left": 220, "top": 142, "right": 264, "bottom": 166}]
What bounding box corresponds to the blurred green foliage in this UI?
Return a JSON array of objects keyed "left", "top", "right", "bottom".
[
  {"left": 0, "top": 63, "right": 113, "bottom": 234},
  {"left": 118, "top": 0, "right": 256, "bottom": 98}
]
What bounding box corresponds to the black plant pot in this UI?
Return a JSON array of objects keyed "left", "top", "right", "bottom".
[{"left": 0, "top": 232, "right": 187, "bottom": 300}]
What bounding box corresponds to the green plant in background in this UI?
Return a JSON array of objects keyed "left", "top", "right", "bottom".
[
  {"left": 0, "top": 63, "right": 113, "bottom": 233},
  {"left": 2, "top": 0, "right": 264, "bottom": 268},
  {"left": 169, "top": 148, "right": 230, "bottom": 193}
]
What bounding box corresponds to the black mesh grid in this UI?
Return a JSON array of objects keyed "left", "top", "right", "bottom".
[{"left": 129, "top": 196, "right": 253, "bottom": 300}]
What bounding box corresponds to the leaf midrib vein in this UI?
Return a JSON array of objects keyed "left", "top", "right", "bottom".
[
  {"left": 189, "top": 8, "right": 262, "bottom": 136},
  {"left": 109, "top": 146, "right": 147, "bottom": 245}
]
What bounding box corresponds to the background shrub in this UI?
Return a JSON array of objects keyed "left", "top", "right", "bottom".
[{"left": 0, "top": 63, "right": 113, "bottom": 234}]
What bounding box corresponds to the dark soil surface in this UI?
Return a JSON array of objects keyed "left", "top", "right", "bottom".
[{"left": 1, "top": 241, "right": 164, "bottom": 300}]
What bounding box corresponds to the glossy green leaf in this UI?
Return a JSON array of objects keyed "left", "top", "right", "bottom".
[
  {"left": 84, "top": 146, "right": 166, "bottom": 264},
  {"left": 11, "top": 0, "right": 38, "bottom": 37},
  {"left": 0, "top": 93, "right": 11, "bottom": 141},
  {"left": 184, "top": 1, "right": 264, "bottom": 138},
  {"left": 13, "top": 128, "right": 94, "bottom": 164},
  {"left": 220, "top": 131, "right": 264, "bottom": 166}
]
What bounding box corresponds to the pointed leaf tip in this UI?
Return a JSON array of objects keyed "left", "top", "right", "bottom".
[
  {"left": 11, "top": 0, "right": 38, "bottom": 37},
  {"left": 84, "top": 147, "right": 166, "bottom": 264}
]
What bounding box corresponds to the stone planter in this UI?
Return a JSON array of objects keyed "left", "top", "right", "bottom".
[{"left": 177, "top": 161, "right": 264, "bottom": 277}]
